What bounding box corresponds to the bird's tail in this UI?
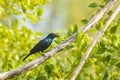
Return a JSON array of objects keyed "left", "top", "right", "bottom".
[{"left": 23, "top": 53, "right": 32, "bottom": 61}]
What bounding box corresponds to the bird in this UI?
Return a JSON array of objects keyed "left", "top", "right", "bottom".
[{"left": 23, "top": 33, "right": 58, "bottom": 61}]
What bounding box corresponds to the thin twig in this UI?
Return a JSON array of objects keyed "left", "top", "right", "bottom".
[
  {"left": 0, "top": 0, "right": 118, "bottom": 79},
  {"left": 70, "top": 5, "right": 120, "bottom": 80}
]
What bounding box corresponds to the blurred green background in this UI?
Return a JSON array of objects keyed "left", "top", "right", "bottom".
[
  {"left": 0, "top": 0, "right": 101, "bottom": 33},
  {"left": 0, "top": 0, "right": 120, "bottom": 80}
]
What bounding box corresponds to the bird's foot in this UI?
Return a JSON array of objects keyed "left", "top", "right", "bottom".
[{"left": 41, "top": 53, "right": 45, "bottom": 57}]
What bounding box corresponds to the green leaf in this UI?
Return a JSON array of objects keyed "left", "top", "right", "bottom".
[
  {"left": 105, "top": 54, "right": 111, "bottom": 63},
  {"left": 21, "top": 4, "right": 26, "bottom": 13},
  {"left": 111, "top": 35, "right": 119, "bottom": 48},
  {"left": 110, "top": 25, "right": 118, "bottom": 34},
  {"left": 89, "top": 3, "right": 99, "bottom": 8},
  {"left": 67, "top": 25, "right": 78, "bottom": 37},
  {"left": 102, "top": 72, "right": 109, "bottom": 80},
  {"left": 97, "top": 47, "right": 106, "bottom": 54},
  {"left": 73, "top": 24, "right": 78, "bottom": 33},
  {"left": 81, "top": 19, "right": 88, "bottom": 25},
  {"left": 110, "top": 57, "right": 118, "bottom": 66},
  {"left": 13, "top": 18, "right": 19, "bottom": 28},
  {"left": 95, "top": 21, "right": 103, "bottom": 30},
  {"left": 27, "top": 14, "right": 38, "bottom": 23},
  {"left": 107, "top": 10, "right": 113, "bottom": 16},
  {"left": 99, "top": 5, "right": 104, "bottom": 8},
  {"left": 97, "top": 42, "right": 106, "bottom": 54},
  {"left": 80, "top": 42, "right": 88, "bottom": 52},
  {"left": 103, "top": 0, "right": 110, "bottom": 3},
  {"left": 36, "top": 73, "right": 47, "bottom": 80},
  {"left": 37, "top": 8, "right": 44, "bottom": 16},
  {"left": 45, "top": 64, "right": 54, "bottom": 74},
  {"left": 76, "top": 31, "right": 83, "bottom": 47},
  {"left": 116, "top": 62, "right": 120, "bottom": 68}
]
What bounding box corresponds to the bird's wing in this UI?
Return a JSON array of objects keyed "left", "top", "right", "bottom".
[{"left": 30, "top": 39, "right": 49, "bottom": 54}]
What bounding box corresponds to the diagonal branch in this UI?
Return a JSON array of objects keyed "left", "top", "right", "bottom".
[
  {"left": 0, "top": 0, "right": 118, "bottom": 79},
  {"left": 70, "top": 4, "right": 120, "bottom": 80}
]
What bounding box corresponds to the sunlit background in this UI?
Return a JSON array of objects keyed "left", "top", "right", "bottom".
[
  {"left": 32, "top": 0, "right": 100, "bottom": 33},
  {"left": 1, "top": 0, "right": 120, "bottom": 80},
  {"left": 0, "top": 0, "right": 101, "bottom": 34}
]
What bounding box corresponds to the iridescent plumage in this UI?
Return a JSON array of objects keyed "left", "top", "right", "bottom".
[{"left": 23, "top": 33, "right": 58, "bottom": 61}]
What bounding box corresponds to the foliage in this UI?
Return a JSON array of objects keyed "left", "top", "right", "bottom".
[
  {"left": 0, "top": 0, "right": 120, "bottom": 80},
  {"left": 0, "top": 0, "right": 45, "bottom": 23}
]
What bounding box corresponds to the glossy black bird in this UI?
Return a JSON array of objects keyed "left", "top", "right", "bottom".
[{"left": 23, "top": 33, "right": 58, "bottom": 61}]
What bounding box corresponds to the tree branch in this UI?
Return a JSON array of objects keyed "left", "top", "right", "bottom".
[
  {"left": 0, "top": 0, "right": 118, "bottom": 79},
  {"left": 70, "top": 4, "right": 120, "bottom": 80}
]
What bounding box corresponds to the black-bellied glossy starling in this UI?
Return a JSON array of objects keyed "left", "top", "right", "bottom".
[{"left": 23, "top": 33, "right": 58, "bottom": 61}]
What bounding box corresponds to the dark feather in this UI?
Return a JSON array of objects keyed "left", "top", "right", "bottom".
[{"left": 23, "top": 33, "right": 58, "bottom": 61}]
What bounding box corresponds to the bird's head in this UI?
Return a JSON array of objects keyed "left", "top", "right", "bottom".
[{"left": 47, "top": 33, "right": 59, "bottom": 39}]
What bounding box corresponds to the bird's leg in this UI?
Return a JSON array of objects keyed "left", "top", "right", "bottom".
[
  {"left": 44, "top": 50, "right": 50, "bottom": 53},
  {"left": 39, "top": 51, "right": 45, "bottom": 56},
  {"left": 41, "top": 53, "right": 45, "bottom": 56}
]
